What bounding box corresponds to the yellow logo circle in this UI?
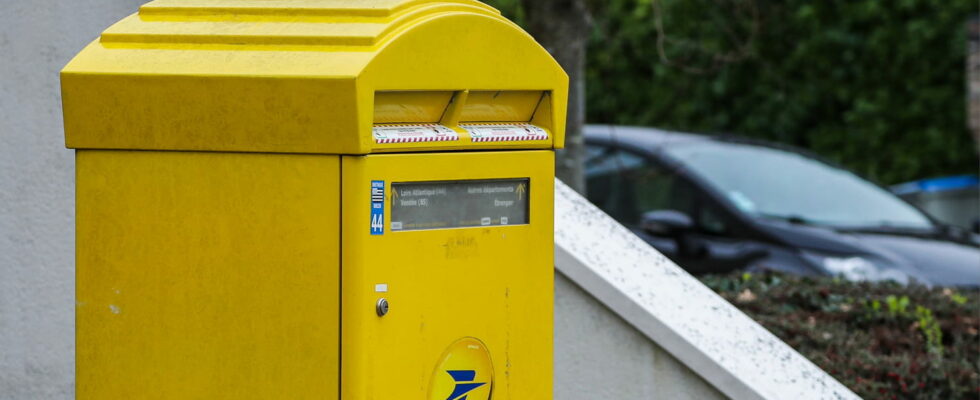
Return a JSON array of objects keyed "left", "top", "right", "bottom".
[{"left": 428, "top": 337, "right": 494, "bottom": 400}]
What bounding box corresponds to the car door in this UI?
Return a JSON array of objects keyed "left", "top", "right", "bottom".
[{"left": 585, "top": 144, "right": 763, "bottom": 273}]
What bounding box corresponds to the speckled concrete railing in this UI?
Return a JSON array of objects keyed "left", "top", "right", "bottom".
[{"left": 554, "top": 179, "right": 860, "bottom": 400}]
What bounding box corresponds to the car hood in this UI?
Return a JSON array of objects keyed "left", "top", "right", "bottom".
[
  {"left": 754, "top": 219, "right": 980, "bottom": 286},
  {"left": 845, "top": 233, "right": 980, "bottom": 287}
]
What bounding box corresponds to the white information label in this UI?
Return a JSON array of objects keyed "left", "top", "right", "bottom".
[
  {"left": 372, "top": 124, "right": 459, "bottom": 144},
  {"left": 460, "top": 123, "right": 549, "bottom": 142},
  {"left": 390, "top": 179, "right": 529, "bottom": 231}
]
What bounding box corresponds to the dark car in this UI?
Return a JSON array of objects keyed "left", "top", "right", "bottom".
[{"left": 584, "top": 125, "right": 980, "bottom": 287}]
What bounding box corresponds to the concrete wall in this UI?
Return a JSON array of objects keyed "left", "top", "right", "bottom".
[
  {"left": 0, "top": 1, "right": 144, "bottom": 398},
  {"left": 555, "top": 272, "right": 727, "bottom": 400}
]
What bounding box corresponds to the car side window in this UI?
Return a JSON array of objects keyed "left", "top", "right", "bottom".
[
  {"left": 585, "top": 145, "right": 689, "bottom": 226},
  {"left": 585, "top": 145, "right": 634, "bottom": 223},
  {"left": 697, "top": 204, "right": 729, "bottom": 236},
  {"left": 618, "top": 151, "right": 696, "bottom": 227},
  {"left": 586, "top": 144, "right": 732, "bottom": 236}
]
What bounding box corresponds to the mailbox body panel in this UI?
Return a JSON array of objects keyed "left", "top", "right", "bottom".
[
  {"left": 340, "top": 150, "right": 554, "bottom": 399},
  {"left": 76, "top": 150, "right": 341, "bottom": 399}
]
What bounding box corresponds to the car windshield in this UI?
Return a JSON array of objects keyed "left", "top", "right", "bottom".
[{"left": 661, "top": 140, "right": 933, "bottom": 229}]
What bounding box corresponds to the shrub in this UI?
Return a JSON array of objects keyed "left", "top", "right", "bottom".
[{"left": 701, "top": 272, "right": 980, "bottom": 399}]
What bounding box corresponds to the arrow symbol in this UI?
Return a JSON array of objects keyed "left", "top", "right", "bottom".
[{"left": 516, "top": 183, "right": 526, "bottom": 201}]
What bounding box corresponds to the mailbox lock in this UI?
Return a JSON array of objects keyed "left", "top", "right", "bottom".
[{"left": 376, "top": 298, "right": 390, "bottom": 317}]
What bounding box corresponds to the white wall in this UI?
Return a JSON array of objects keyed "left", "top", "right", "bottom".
[
  {"left": 555, "top": 272, "right": 727, "bottom": 400},
  {"left": 0, "top": 1, "right": 143, "bottom": 398}
]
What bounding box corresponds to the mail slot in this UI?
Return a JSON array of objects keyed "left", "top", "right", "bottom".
[{"left": 62, "top": 1, "right": 567, "bottom": 399}]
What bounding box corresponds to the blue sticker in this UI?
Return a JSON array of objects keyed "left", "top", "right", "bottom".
[{"left": 370, "top": 180, "right": 385, "bottom": 235}]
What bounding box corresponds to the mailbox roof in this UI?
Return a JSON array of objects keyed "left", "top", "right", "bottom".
[{"left": 62, "top": 0, "right": 567, "bottom": 154}]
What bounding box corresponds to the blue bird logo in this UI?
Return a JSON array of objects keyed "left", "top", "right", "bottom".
[{"left": 445, "top": 370, "right": 487, "bottom": 400}]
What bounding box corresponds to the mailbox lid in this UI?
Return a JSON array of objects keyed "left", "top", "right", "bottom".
[
  {"left": 62, "top": 0, "right": 567, "bottom": 155},
  {"left": 340, "top": 150, "right": 554, "bottom": 399}
]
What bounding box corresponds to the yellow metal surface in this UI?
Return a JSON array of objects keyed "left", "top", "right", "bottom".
[
  {"left": 341, "top": 151, "right": 554, "bottom": 400},
  {"left": 459, "top": 90, "right": 543, "bottom": 122},
  {"left": 62, "top": 0, "right": 567, "bottom": 154},
  {"left": 373, "top": 91, "right": 454, "bottom": 123},
  {"left": 139, "top": 0, "right": 497, "bottom": 18},
  {"left": 76, "top": 150, "right": 340, "bottom": 399}
]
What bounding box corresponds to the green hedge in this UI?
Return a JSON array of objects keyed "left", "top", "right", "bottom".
[
  {"left": 702, "top": 272, "right": 979, "bottom": 399},
  {"left": 486, "top": 0, "right": 978, "bottom": 184}
]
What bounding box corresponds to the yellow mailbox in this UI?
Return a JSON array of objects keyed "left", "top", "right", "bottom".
[{"left": 62, "top": 1, "right": 566, "bottom": 399}]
